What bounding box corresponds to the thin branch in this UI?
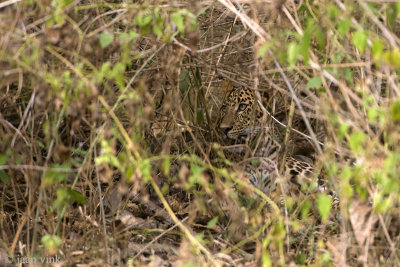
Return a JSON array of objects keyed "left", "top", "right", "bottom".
[{"left": 0, "top": 0, "right": 21, "bottom": 9}]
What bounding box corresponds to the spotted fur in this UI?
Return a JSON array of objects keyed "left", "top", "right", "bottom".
[
  {"left": 218, "top": 87, "right": 264, "bottom": 139},
  {"left": 218, "top": 86, "right": 317, "bottom": 194}
]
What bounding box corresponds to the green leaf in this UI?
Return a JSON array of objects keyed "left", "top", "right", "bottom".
[
  {"left": 296, "top": 253, "right": 306, "bottom": 265},
  {"left": 162, "top": 158, "right": 170, "bottom": 176},
  {"left": 314, "top": 26, "right": 326, "bottom": 50},
  {"left": 52, "top": 187, "right": 70, "bottom": 213},
  {"left": 0, "top": 170, "right": 10, "bottom": 184},
  {"left": 182, "top": 262, "right": 196, "bottom": 267},
  {"left": 66, "top": 188, "right": 86, "bottom": 205},
  {"left": 367, "top": 107, "right": 379, "bottom": 122},
  {"left": 337, "top": 122, "right": 349, "bottom": 139},
  {"left": 54, "top": 8, "right": 65, "bottom": 25},
  {"left": 257, "top": 43, "right": 270, "bottom": 58},
  {"left": 152, "top": 24, "right": 162, "bottom": 37},
  {"left": 261, "top": 250, "right": 272, "bottom": 266},
  {"left": 271, "top": 223, "right": 286, "bottom": 240},
  {"left": 0, "top": 154, "right": 6, "bottom": 165},
  {"left": 390, "top": 101, "right": 400, "bottom": 121},
  {"left": 125, "top": 165, "right": 134, "bottom": 181},
  {"left": 339, "top": 168, "right": 353, "bottom": 199},
  {"left": 190, "top": 163, "right": 203, "bottom": 178},
  {"left": 317, "top": 194, "right": 332, "bottom": 222},
  {"left": 327, "top": 4, "right": 339, "bottom": 20},
  {"left": 299, "top": 35, "right": 311, "bottom": 63},
  {"left": 143, "top": 15, "right": 153, "bottom": 25},
  {"left": 139, "top": 160, "right": 151, "bottom": 182},
  {"left": 153, "top": 17, "right": 164, "bottom": 37},
  {"left": 120, "top": 31, "right": 138, "bottom": 42},
  {"left": 300, "top": 21, "right": 312, "bottom": 62},
  {"left": 372, "top": 39, "right": 384, "bottom": 63},
  {"left": 288, "top": 42, "right": 299, "bottom": 67},
  {"left": 338, "top": 19, "right": 350, "bottom": 37},
  {"left": 172, "top": 12, "right": 184, "bottom": 33},
  {"left": 383, "top": 49, "right": 400, "bottom": 68},
  {"left": 161, "top": 183, "right": 169, "bottom": 195},
  {"left": 136, "top": 15, "right": 152, "bottom": 27},
  {"left": 306, "top": 76, "right": 322, "bottom": 89},
  {"left": 321, "top": 252, "right": 332, "bottom": 264},
  {"left": 352, "top": 31, "right": 368, "bottom": 53},
  {"left": 95, "top": 154, "right": 120, "bottom": 168},
  {"left": 349, "top": 131, "right": 367, "bottom": 152},
  {"left": 188, "top": 163, "right": 203, "bottom": 187},
  {"left": 344, "top": 67, "right": 352, "bottom": 83},
  {"left": 99, "top": 33, "right": 114, "bottom": 48},
  {"left": 44, "top": 164, "right": 70, "bottom": 185},
  {"left": 301, "top": 199, "right": 312, "bottom": 220},
  {"left": 61, "top": 0, "right": 73, "bottom": 7},
  {"left": 207, "top": 217, "right": 218, "bottom": 228},
  {"left": 41, "top": 234, "right": 61, "bottom": 255},
  {"left": 373, "top": 192, "right": 392, "bottom": 213}
]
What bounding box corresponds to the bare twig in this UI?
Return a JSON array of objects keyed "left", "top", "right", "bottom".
[{"left": 0, "top": 0, "right": 21, "bottom": 9}]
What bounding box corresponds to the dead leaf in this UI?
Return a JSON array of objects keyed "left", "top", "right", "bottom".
[
  {"left": 45, "top": 28, "right": 60, "bottom": 44},
  {"left": 326, "top": 233, "right": 350, "bottom": 267},
  {"left": 349, "top": 199, "right": 377, "bottom": 246},
  {"left": 220, "top": 80, "right": 233, "bottom": 94}
]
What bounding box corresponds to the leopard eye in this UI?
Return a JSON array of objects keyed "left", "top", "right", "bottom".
[
  {"left": 221, "top": 105, "right": 227, "bottom": 112},
  {"left": 238, "top": 103, "right": 247, "bottom": 111}
]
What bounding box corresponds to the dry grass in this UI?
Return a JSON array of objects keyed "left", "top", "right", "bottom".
[{"left": 1, "top": 0, "right": 400, "bottom": 266}]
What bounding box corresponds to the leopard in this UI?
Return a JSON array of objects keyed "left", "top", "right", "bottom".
[{"left": 217, "top": 85, "right": 320, "bottom": 196}]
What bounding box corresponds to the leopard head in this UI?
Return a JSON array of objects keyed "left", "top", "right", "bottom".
[{"left": 218, "top": 86, "right": 264, "bottom": 139}]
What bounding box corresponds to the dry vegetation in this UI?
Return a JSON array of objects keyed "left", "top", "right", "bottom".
[{"left": 1, "top": 0, "right": 400, "bottom": 266}]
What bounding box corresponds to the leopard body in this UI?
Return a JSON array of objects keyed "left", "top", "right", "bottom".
[{"left": 218, "top": 86, "right": 316, "bottom": 194}]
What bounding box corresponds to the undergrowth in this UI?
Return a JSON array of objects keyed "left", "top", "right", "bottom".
[{"left": 0, "top": 0, "right": 399, "bottom": 266}]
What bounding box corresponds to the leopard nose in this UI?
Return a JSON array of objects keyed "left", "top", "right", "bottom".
[{"left": 220, "top": 126, "right": 232, "bottom": 135}]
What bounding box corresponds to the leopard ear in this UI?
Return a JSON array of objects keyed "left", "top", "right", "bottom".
[{"left": 220, "top": 80, "right": 233, "bottom": 95}]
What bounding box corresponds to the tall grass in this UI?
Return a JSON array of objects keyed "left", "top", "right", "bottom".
[{"left": 0, "top": 0, "right": 399, "bottom": 266}]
